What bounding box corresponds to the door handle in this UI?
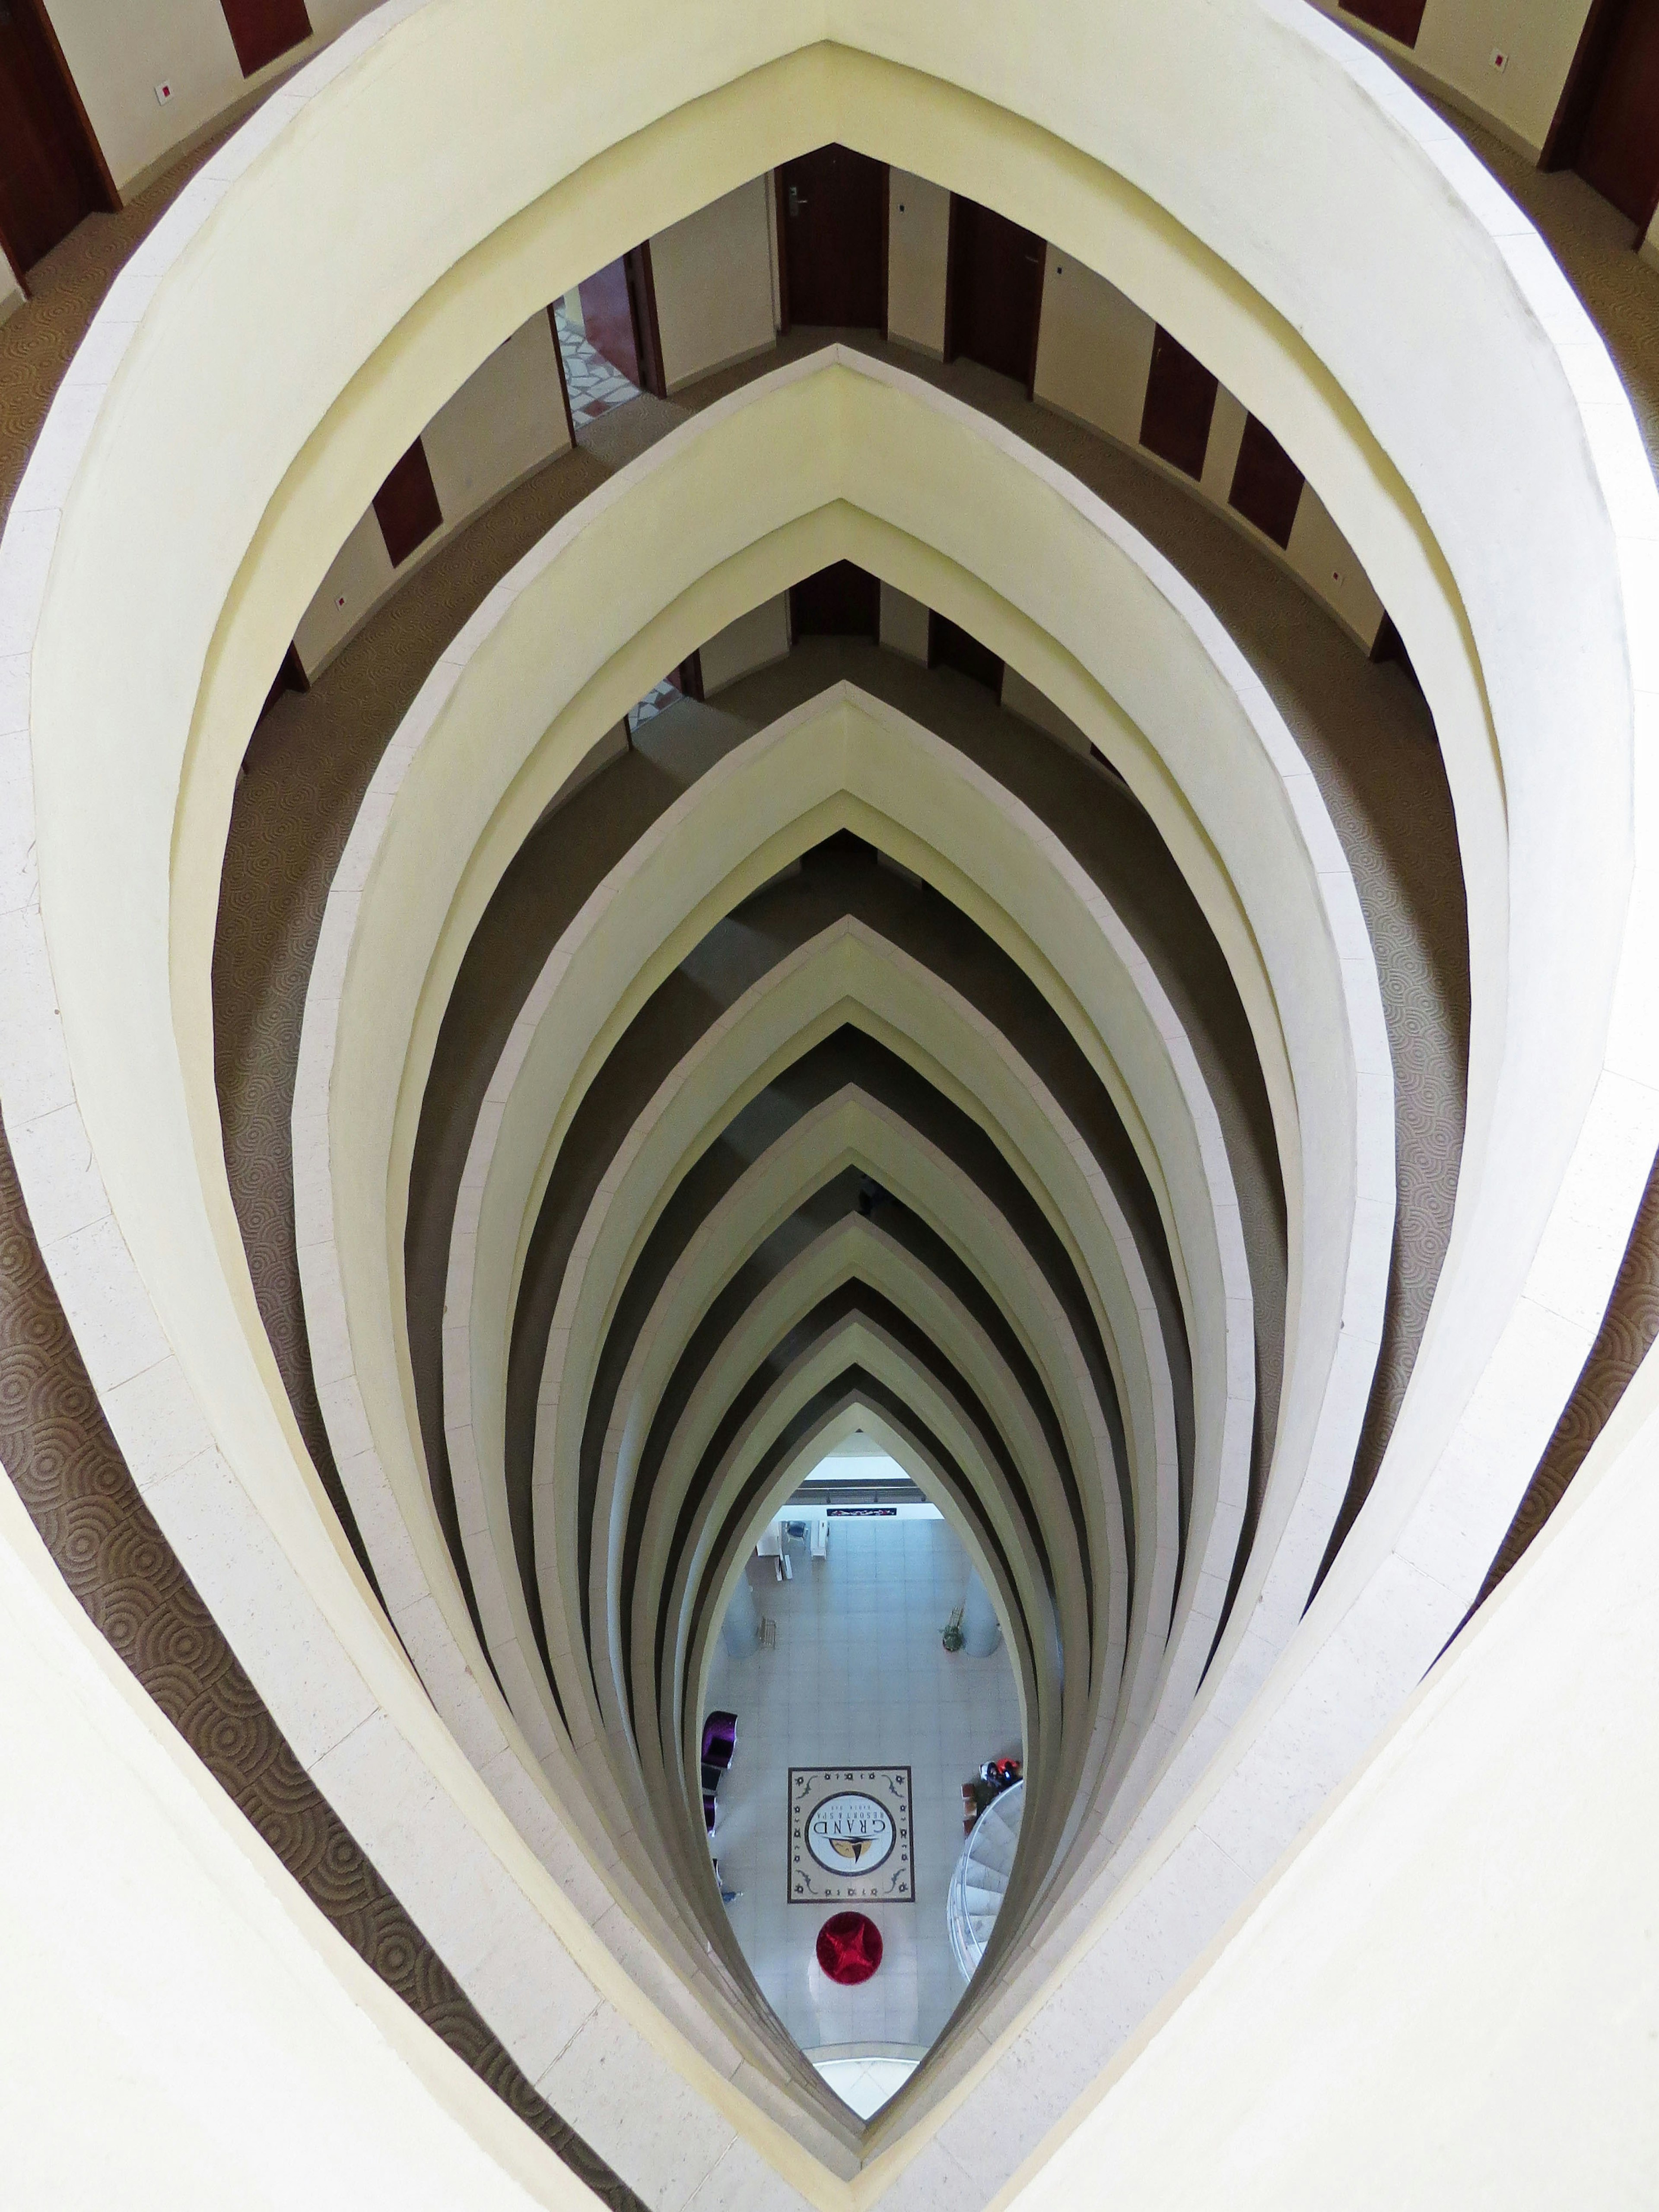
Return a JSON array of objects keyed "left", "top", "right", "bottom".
[{"left": 788, "top": 185, "right": 809, "bottom": 216}]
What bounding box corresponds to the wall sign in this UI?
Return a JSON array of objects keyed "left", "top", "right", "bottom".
[{"left": 789, "top": 1767, "right": 913, "bottom": 1903}]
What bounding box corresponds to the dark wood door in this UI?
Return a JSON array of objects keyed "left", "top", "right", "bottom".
[
  {"left": 945, "top": 196, "right": 1046, "bottom": 392},
  {"left": 1562, "top": 0, "right": 1659, "bottom": 229},
  {"left": 1228, "top": 415, "right": 1304, "bottom": 549},
  {"left": 1139, "top": 326, "right": 1219, "bottom": 482},
  {"left": 373, "top": 438, "right": 443, "bottom": 568},
  {"left": 219, "top": 0, "right": 314, "bottom": 78},
  {"left": 1338, "top": 0, "right": 1427, "bottom": 45},
  {"left": 789, "top": 562, "right": 880, "bottom": 641},
  {"left": 0, "top": 0, "right": 114, "bottom": 274},
  {"left": 777, "top": 145, "right": 888, "bottom": 331}
]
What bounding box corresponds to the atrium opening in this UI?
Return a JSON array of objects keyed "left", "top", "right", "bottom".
[{"left": 704, "top": 1433, "right": 1024, "bottom": 2106}]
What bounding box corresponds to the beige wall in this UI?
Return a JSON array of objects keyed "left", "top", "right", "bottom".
[
  {"left": 650, "top": 178, "right": 777, "bottom": 392},
  {"left": 0, "top": 1484, "right": 574, "bottom": 2212},
  {"left": 1198, "top": 385, "right": 1249, "bottom": 507},
  {"left": 887, "top": 170, "right": 950, "bottom": 356},
  {"left": 293, "top": 305, "right": 570, "bottom": 677},
  {"left": 1033, "top": 248, "right": 1383, "bottom": 648},
  {"left": 878, "top": 579, "right": 930, "bottom": 661},
  {"left": 1032, "top": 246, "right": 1156, "bottom": 445},
  {"left": 295, "top": 506, "right": 393, "bottom": 676},
  {"left": 1311, "top": 0, "right": 1593, "bottom": 157},
  {"left": 43, "top": 0, "right": 381, "bottom": 197},
  {"left": 1286, "top": 483, "right": 1387, "bottom": 647},
  {"left": 699, "top": 594, "right": 790, "bottom": 691},
  {"left": 1415, "top": 0, "right": 1593, "bottom": 155},
  {"left": 422, "top": 311, "right": 566, "bottom": 518}
]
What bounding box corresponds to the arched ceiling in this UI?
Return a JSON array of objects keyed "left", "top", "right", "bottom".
[
  {"left": 0, "top": 6, "right": 1654, "bottom": 2211},
  {"left": 289, "top": 356, "right": 1391, "bottom": 2178}
]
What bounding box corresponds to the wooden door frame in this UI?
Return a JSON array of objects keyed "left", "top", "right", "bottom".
[
  {"left": 1542, "top": 0, "right": 1624, "bottom": 169},
  {"left": 0, "top": 0, "right": 121, "bottom": 291},
  {"left": 877, "top": 162, "right": 891, "bottom": 341},
  {"left": 942, "top": 193, "right": 961, "bottom": 362},
  {"left": 1022, "top": 235, "right": 1045, "bottom": 400},
  {"left": 774, "top": 169, "right": 793, "bottom": 335},
  {"left": 546, "top": 302, "right": 578, "bottom": 447},
  {"left": 626, "top": 241, "right": 668, "bottom": 398}
]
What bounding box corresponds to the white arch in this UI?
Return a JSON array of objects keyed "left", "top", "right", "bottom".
[{"left": 0, "top": 9, "right": 1651, "bottom": 2206}]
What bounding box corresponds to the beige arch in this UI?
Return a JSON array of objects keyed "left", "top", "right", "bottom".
[
  {"left": 628, "top": 1242, "right": 1067, "bottom": 1969},
  {"left": 660, "top": 1306, "right": 1059, "bottom": 1777},
  {"left": 574, "top": 1123, "right": 1102, "bottom": 1832},
  {"left": 290, "top": 369, "right": 1380, "bottom": 1880},
  {"left": 518, "top": 923, "right": 1150, "bottom": 1715},
  {"left": 532, "top": 1084, "right": 1112, "bottom": 1866},
  {"left": 635, "top": 1216, "right": 1119, "bottom": 1959},
  {"left": 569, "top": 992, "right": 1120, "bottom": 1726},
  {"left": 292, "top": 385, "right": 1371, "bottom": 2194},
  {"left": 474, "top": 699, "right": 1246, "bottom": 1762},
  {"left": 299, "top": 769, "right": 1194, "bottom": 2079},
  {"left": 525, "top": 965, "right": 1160, "bottom": 1939},
  {"left": 309, "top": 672, "right": 1247, "bottom": 1849},
  {"left": 292, "top": 394, "right": 1380, "bottom": 2177},
  {"left": 523, "top": 1183, "right": 1080, "bottom": 2051},
  {"left": 436, "top": 922, "right": 1148, "bottom": 1913},
  {"left": 600, "top": 1223, "right": 1063, "bottom": 1934}
]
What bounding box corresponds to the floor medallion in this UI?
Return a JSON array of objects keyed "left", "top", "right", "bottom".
[{"left": 789, "top": 1767, "right": 914, "bottom": 1903}]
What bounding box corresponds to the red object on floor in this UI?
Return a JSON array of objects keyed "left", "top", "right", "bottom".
[{"left": 816, "top": 1911, "right": 883, "bottom": 1986}]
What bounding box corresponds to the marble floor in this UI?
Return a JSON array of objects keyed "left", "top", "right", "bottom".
[
  {"left": 553, "top": 303, "right": 640, "bottom": 426},
  {"left": 703, "top": 1481, "right": 1024, "bottom": 2078},
  {"left": 628, "top": 673, "right": 683, "bottom": 728},
  {"left": 810, "top": 2055, "right": 920, "bottom": 2120}
]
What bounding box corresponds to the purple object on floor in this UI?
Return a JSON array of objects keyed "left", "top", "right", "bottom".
[{"left": 702, "top": 1710, "right": 737, "bottom": 1770}]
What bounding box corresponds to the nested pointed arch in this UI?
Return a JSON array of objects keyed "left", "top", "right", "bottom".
[
  {"left": 285, "top": 352, "right": 1388, "bottom": 2178},
  {"left": 569, "top": 1100, "right": 1108, "bottom": 1850},
  {"left": 436, "top": 823, "right": 1232, "bottom": 2044},
  {"left": 4, "top": 5, "right": 1653, "bottom": 2205},
  {"left": 296, "top": 365, "right": 1386, "bottom": 1813},
  {"left": 321, "top": 680, "right": 1267, "bottom": 1869}
]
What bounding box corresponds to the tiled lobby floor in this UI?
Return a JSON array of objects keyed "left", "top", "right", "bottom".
[
  {"left": 553, "top": 305, "right": 640, "bottom": 426},
  {"left": 629, "top": 674, "right": 683, "bottom": 727},
  {"left": 703, "top": 1503, "right": 1024, "bottom": 2070}
]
